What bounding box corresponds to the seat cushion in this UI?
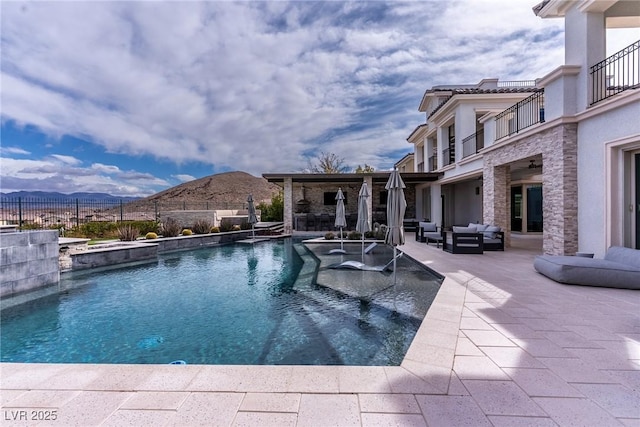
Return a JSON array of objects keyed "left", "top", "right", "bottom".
[
  {"left": 453, "top": 225, "right": 476, "bottom": 233},
  {"left": 534, "top": 255, "right": 640, "bottom": 289},
  {"left": 419, "top": 222, "right": 437, "bottom": 232}
]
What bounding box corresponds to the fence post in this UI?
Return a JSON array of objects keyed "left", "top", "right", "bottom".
[
  {"left": 119, "top": 200, "right": 124, "bottom": 222},
  {"left": 18, "top": 197, "right": 23, "bottom": 228},
  {"left": 154, "top": 200, "right": 158, "bottom": 222},
  {"left": 75, "top": 199, "right": 80, "bottom": 228}
]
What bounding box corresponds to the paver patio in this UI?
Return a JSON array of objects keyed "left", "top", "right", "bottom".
[{"left": 1, "top": 235, "right": 639, "bottom": 426}]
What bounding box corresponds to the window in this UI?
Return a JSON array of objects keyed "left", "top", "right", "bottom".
[
  {"left": 323, "top": 192, "right": 347, "bottom": 205},
  {"left": 380, "top": 191, "right": 388, "bottom": 205}
]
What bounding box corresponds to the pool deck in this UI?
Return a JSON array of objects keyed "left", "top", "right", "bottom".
[{"left": 1, "top": 235, "right": 639, "bottom": 426}]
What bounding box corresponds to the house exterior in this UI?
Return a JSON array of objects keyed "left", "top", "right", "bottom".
[
  {"left": 394, "top": 153, "right": 415, "bottom": 173},
  {"left": 407, "top": 0, "right": 639, "bottom": 257}
]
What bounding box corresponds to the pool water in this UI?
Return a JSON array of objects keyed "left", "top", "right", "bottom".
[{"left": 1, "top": 239, "right": 441, "bottom": 366}]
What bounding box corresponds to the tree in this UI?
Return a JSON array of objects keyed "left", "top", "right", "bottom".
[
  {"left": 305, "top": 152, "right": 349, "bottom": 174},
  {"left": 257, "top": 191, "right": 283, "bottom": 222},
  {"left": 355, "top": 164, "right": 375, "bottom": 173}
]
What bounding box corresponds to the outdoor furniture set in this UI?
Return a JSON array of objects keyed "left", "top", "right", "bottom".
[{"left": 416, "top": 222, "right": 504, "bottom": 254}]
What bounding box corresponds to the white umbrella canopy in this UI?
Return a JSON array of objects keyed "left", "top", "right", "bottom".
[
  {"left": 356, "top": 182, "right": 371, "bottom": 261},
  {"left": 247, "top": 194, "right": 258, "bottom": 240},
  {"left": 335, "top": 188, "right": 347, "bottom": 252},
  {"left": 385, "top": 168, "right": 406, "bottom": 284}
]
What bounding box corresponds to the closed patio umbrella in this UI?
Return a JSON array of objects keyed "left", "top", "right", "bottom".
[
  {"left": 334, "top": 188, "right": 347, "bottom": 253},
  {"left": 247, "top": 194, "right": 258, "bottom": 241},
  {"left": 385, "top": 168, "right": 406, "bottom": 285},
  {"left": 356, "top": 182, "right": 371, "bottom": 261}
]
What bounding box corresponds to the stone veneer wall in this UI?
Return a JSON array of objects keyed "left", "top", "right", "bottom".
[
  {"left": 483, "top": 123, "right": 578, "bottom": 255},
  {"left": 0, "top": 230, "right": 59, "bottom": 298}
]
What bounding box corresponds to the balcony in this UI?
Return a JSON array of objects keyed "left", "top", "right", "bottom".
[
  {"left": 495, "top": 90, "right": 545, "bottom": 141},
  {"left": 462, "top": 129, "right": 485, "bottom": 158},
  {"left": 590, "top": 40, "right": 639, "bottom": 105},
  {"left": 428, "top": 155, "right": 437, "bottom": 172},
  {"left": 442, "top": 148, "right": 454, "bottom": 166}
]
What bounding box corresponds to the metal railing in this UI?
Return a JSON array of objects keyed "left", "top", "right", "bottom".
[
  {"left": 495, "top": 90, "right": 545, "bottom": 140},
  {"left": 428, "top": 155, "right": 437, "bottom": 172},
  {"left": 590, "top": 40, "right": 639, "bottom": 105},
  {"left": 462, "top": 129, "right": 485, "bottom": 158},
  {"left": 442, "top": 148, "right": 454, "bottom": 166},
  {"left": 0, "top": 197, "right": 248, "bottom": 229},
  {"left": 497, "top": 80, "right": 537, "bottom": 87}
]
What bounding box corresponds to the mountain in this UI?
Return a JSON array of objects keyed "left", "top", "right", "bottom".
[
  {"left": 140, "top": 171, "right": 280, "bottom": 205},
  {"left": 0, "top": 191, "right": 139, "bottom": 201}
]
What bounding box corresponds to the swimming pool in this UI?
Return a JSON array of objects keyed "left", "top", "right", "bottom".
[{"left": 0, "top": 238, "right": 442, "bottom": 366}]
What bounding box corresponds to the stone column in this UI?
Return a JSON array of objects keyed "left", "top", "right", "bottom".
[
  {"left": 283, "top": 177, "right": 293, "bottom": 233},
  {"left": 364, "top": 175, "right": 373, "bottom": 228},
  {"left": 542, "top": 124, "right": 578, "bottom": 255},
  {"left": 483, "top": 163, "right": 511, "bottom": 247}
]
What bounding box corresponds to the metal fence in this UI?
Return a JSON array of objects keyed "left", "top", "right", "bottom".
[
  {"left": 590, "top": 39, "right": 639, "bottom": 105},
  {"left": 495, "top": 90, "right": 545, "bottom": 141},
  {"left": 0, "top": 197, "right": 249, "bottom": 229}
]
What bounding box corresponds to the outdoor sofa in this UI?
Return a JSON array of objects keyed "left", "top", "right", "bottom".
[
  {"left": 440, "top": 223, "right": 505, "bottom": 254},
  {"left": 415, "top": 222, "right": 443, "bottom": 247},
  {"left": 533, "top": 246, "right": 640, "bottom": 290}
]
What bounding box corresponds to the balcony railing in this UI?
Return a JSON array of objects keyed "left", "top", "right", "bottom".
[
  {"left": 417, "top": 161, "right": 424, "bottom": 172},
  {"left": 428, "top": 155, "right": 437, "bottom": 172},
  {"left": 590, "top": 40, "right": 639, "bottom": 105},
  {"left": 462, "top": 129, "right": 485, "bottom": 158},
  {"left": 497, "top": 80, "right": 537, "bottom": 87},
  {"left": 495, "top": 90, "right": 545, "bottom": 141},
  {"left": 442, "top": 148, "right": 455, "bottom": 166}
]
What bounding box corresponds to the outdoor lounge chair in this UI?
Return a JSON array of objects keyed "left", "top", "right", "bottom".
[
  {"left": 442, "top": 226, "right": 484, "bottom": 254},
  {"left": 533, "top": 246, "right": 640, "bottom": 289},
  {"left": 416, "top": 222, "right": 443, "bottom": 247},
  {"left": 330, "top": 253, "right": 402, "bottom": 271}
]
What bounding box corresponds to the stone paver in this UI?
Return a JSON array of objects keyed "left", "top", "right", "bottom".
[{"left": 1, "top": 236, "right": 639, "bottom": 426}]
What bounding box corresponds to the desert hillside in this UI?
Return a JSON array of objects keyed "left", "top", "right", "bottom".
[{"left": 141, "top": 171, "right": 281, "bottom": 206}]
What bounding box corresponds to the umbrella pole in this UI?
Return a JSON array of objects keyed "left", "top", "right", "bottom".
[
  {"left": 340, "top": 227, "right": 344, "bottom": 251},
  {"left": 252, "top": 224, "right": 255, "bottom": 241},
  {"left": 393, "top": 246, "right": 397, "bottom": 286}
]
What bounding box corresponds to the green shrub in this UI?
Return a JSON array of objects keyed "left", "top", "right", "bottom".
[
  {"left": 192, "top": 219, "right": 212, "bottom": 234},
  {"left": 210, "top": 226, "right": 220, "bottom": 233},
  {"left": 128, "top": 221, "right": 159, "bottom": 235},
  {"left": 256, "top": 191, "right": 283, "bottom": 222},
  {"left": 182, "top": 229, "right": 193, "bottom": 236},
  {"left": 240, "top": 220, "right": 251, "bottom": 230},
  {"left": 117, "top": 224, "right": 139, "bottom": 241},
  {"left": 347, "top": 231, "right": 362, "bottom": 240},
  {"left": 161, "top": 218, "right": 181, "bottom": 237},
  {"left": 145, "top": 232, "right": 158, "bottom": 239},
  {"left": 324, "top": 232, "right": 335, "bottom": 240},
  {"left": 219, "top": 219, "right": 234, "bottom": 233}
]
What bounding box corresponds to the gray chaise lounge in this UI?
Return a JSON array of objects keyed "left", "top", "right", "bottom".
[{"left": 534, "top": 246, "right": 640, "bottom": 290}]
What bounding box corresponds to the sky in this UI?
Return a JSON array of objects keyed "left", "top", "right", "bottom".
[{"left": 1, "top": 1, "right": 637, "bottom": 197}]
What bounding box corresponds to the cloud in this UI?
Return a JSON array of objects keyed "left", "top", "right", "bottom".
[
  {"left": 50, "top": 154, "right": 82, "bottom": 166},
  {"left": 0, "top": 146, "right": 30, "bottom": 155},
  {"left": 173, "top": 174, "right": 196, "bottom": 183}
]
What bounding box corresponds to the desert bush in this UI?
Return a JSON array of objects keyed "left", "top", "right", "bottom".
[
  {"left": 219, "top": 219, "right": 234, "bottom": 232},
  {"left": 145, "top": 232, "right": 158, "bottom": 239},
  {"left": 240, "top": 220, "right": 251, "bottom": 230},
  {"left": 129, "top": 221, "right": 159, "bottom": 235},
  {"left": 182, "top": 229, "right": 193, "bottom": 236},
  {"left": 192, "top": 219, "right": 212, "bottom": 234},
  {"left": 161, "top": 218, "right": 181, "bottom": 237},
  {"left": 117, "top": 224, "right": 139, "bottom": 241},
  {"left": 324, "top": 232, "right": 335, "bottom": 240},
  {"left": 347, "top": 231, "right": 362, "bottom": 240},
  {"left": 210, "top": 226, "right": 220, "bottom": 233},
  {"left": 232, "top": 225, "right": 241, "bottom": 231}
]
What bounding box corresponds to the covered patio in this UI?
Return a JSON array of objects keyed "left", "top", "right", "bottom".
[{"left": 262, "top": 172, "right": 440, "bottom": 233}]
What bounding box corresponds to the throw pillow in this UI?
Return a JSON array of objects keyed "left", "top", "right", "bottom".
[
  {"left": 420, "top": 222, "right": 437, "bottom": 232},
  {"left": 484, "top": 225, "right": 501, "bottom": 239}
]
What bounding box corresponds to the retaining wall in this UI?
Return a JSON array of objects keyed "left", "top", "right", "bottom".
[{"left": 0, "top": 230, "right": 59, "bottom": 298}]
